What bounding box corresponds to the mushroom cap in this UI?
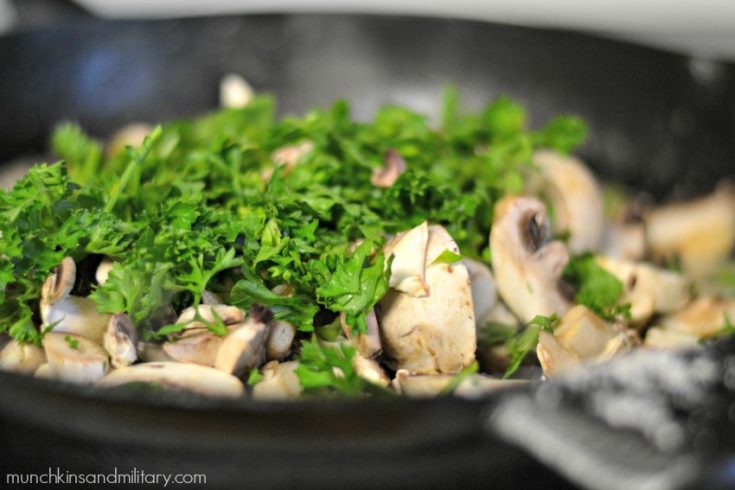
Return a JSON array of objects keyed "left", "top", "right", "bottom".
[
  {"left": 103, "top": 313, "right": 138, "bottom": 368},
  {"left": 163, "top": 331, "right": 224, "bottom": 367},
  {"left": 464, "top": 258, "right": 498, "bottom": 329},
  {"left": 596, "top": 256, "right": 691, "bottom": 326},
  {"left": 646, "top": 186, "right": 735, "bottom": 276},
  {"left": 536, "top": 330, "right": 580, "bottom": 379},
  {"left": 532, "top": 150, "right": 605, "bottom": 254},
  {"left": 95, "top": 258, "right": 114, "bottom": 286},
  {"left": 41, "top": 296, "right": 111, "bottom": 345},
  {"left": 252, "top": 361, "right": 302, "bottom": 400},
  {"left": 352, "top": 353, "right": 390, "bottom": 387},
  {"left": 378, "top": 223, "right": 476, "bottom": 374},
  {"left": 265, "top": 320, "right": 296, "bottom": 362},
  {"left": 41, "top": 256, "right": 76, "bottom": 305},
  {"left": 659, "top": 297, "right": 735, "bottom": 339},
  {"left": 554, "top": 305, "right": 615, "bottom": 359},
  {"left": 98, "top": 362, "right": 244, "bottom": 398},
  {"left": 214, "top": 319, "right": 270, "bottom": 376},
  {"left": 219, "top": 73, "right": 254, "bottom": 109},
  {"left": 176, "top": 304, "right": 246, "bottom": 326},
  {"left": 0, "top": 340, "right": 46, "bottom": 374},
  {"left": 43, "top": 332, "right": 109, "bottom": 384},
  {"left": 490, "top": 196, "right": 571, "bottom": 323},
  {"left": 644, "top": 327, "right": 700, "bottom": 350},
  {"left": 339, "top": 309, "right": 382, "bottom": 359},
  {"left": 383, "top": 221, "right": 430, "bottom": 297},
  {"left": 371, "top": 148, "right": 406, "bottom": 188}
]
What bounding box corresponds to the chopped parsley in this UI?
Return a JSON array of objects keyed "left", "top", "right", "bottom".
[
  {"left": 563, "top": 254, "right": 631, "bottom": 321},
  {"left": 503, "top": 314, "right": 559, "bottom": 378}
]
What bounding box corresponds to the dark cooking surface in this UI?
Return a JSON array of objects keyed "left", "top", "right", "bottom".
[{"left": 0, "top": 13, "right": 734, "bottom": 489}]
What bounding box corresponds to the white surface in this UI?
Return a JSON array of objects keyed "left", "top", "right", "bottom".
[{"left": 73, "top": 0, "right": 735, "bottom": 60}]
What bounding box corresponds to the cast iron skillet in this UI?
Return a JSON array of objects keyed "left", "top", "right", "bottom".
[{"left": 0, "top": 13, "right": 734, "bottom": 490}]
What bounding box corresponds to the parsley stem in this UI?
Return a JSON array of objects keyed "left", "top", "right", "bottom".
[{"left": 104, "top": 125, "right": 162, "bottom": 213}]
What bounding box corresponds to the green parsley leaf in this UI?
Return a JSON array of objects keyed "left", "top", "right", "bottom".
[
  {"left": 503, "top": 314, "right": 559, "bottom": 379},
  {"left": 431, "top": 249, "right": 463, "bottom": 265},
  {"left": 563, "top": 254, "right": 629, "bottom": 320},
  {"left": 64, "top": 335, "right": 79, "bottom": 350}
]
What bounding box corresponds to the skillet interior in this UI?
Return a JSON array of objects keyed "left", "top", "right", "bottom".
[{"left": 0, "top": 13, "right": 734, "bottom": 488}]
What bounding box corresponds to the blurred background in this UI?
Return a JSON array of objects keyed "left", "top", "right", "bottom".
[{"left": 2, "top": 0, "right": 735, "bottom": 61}]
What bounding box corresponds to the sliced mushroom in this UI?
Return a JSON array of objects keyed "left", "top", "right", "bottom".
[
  {"left": 214, "top": 307, "right": 272, "bottom": 376},
  {"left": 107, "top": 123, "right": 152, "bottom": 157},
  {"left": 490, "top": 196, "right": 571, "bottom": 323},
  {"left": 464, "top": 258, "right": 498, "bottom": 329},
  {"left": 266, "top": 320, "right": 296, "bottom": 362},
  {"left": 95, "top": 258, "right": 115, "bottom": 286},
  {"left": 644, "top": 327, "right": 700, "bottom": 350},
  {"left": 41, "top": 257, "right": 111, "bottom": 344},
  {"left": 536, "top": 331, "right": 581, "bottom": 379},
  {"left": 0, "top": 340, "right": 46, "bottom": 374},
  {"left": 646, "top": 185, "right": 735, "bottom": 276},
  {"left": 43, "top": 332, "right": 109, "bottom": 384},
  {"left": 137, "top": 341, "right": 176, "bottom": 363},
  {"left": 175, "top": 304, "right": 245, "bottom": 326},
  {"left": 597, "top": 330, "right": 639, "bottom": 361},
  {"left": 98, "top": 362, "right": 244, "bottom": 398},
  {"left": 352, "top": 353, "right": 390, "bottom": 387},
  {"left": 252, "top": 361, "right": 302, "bottom": 400},
  {"left": 371, "top": 148, "right": 406, "bottom": 188},
  {"left": 602, "top": 222, "right": 646, "bottom": 262},
  {"left": 262, "top": 140, "right": 315, "bottom": 182},
  {"left": 201, "top": 290, "right": 223, "bottom": 305},
  {"left": 340, "top": 309, "right": 382, "bottom": 359},
  {"left": 392, "top": 369, "right": 527, "bottom": 398},
  {"left": 554, "top": 305, "right": 616, "bottom": 359},
  {"left": 219, "top": 73, "right": 254, "bottom": 109},
  {"left": 531, "top": 150, "right": 605, "bottom": 254},
  {"left": 659, "top": 297, "right": 735, "bottom": 339},
  {"left": 378, "top": 223, "right": 476, "bottom": 374},
  {"left": 34, "top": 363, "right": 55, "bottom": 379},
  {"left": 103, "top": 313, "right": 137, "bottom": 368},
  {"left": 383, "top": 221, "right": 430, "bottom": 296},
  {"left": 596, "top": 256, "right": 691, "bottom": 325},
  {"left": 163, "top": 331, "right": 224, "bottom": 367}
]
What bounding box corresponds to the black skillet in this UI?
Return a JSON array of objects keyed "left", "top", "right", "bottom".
[{"left": 1, "top": 10, "right": 735, "bottom": 490}]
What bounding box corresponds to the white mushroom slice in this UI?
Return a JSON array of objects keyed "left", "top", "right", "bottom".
[
  {"left": 596, "top": 256, "right": 691, "bottom": 325},
  {"left": 646, "top": 186, "right": 735, "bottom": 276},
  {"left": 175, "top": 304, "right": 245, "bottom": 326},
  {"left": 262, "top": 140, "right": 315, "bottom": 182},
  {"left": 392, "top": 369, "right": 452, "bottom": 397},
  {"left": 265, "top": 320, "right": 296, "bottom": 362},
  {"left": 378, "top": 224, "right": 476, "bottom": 374},
  {"left": 596, "top": 330, "right": 639, "bottom": 362},
  {"left": 43, "top": 333, "right": 109, "bottom": 384},
  {"left": 137, "top": 341, "right": 176, "bottom": 363},
  {"left": 383, "top": 221, "right": 430, "bottom": 297},
  {"left": 40, "top": 258, "right": 111, "bottom": 344},
  {"left": 214, "top": 318, "right": 270, "bottom": 376},
  {"left": 98, "top": 362, "right": 244, "bottom": 398},
  {"left": 464, "top": 258, "right": 498, "bottom": 329},
  {"left": 340, "top": 309, "right": 382, "bottom": 359},
  {"left": 644, "top": 327, "right": 700, "bottom": 350},
  {"left": 104, "top": 313, "right": 137, "bottom": 368},
  {"left": 454, "top": 376, "right": 530, "bottom": 400},
  {"left": 659, "top": 297, "right": 735, "bottom": 339},
  {"left": 352, "top": 354, "right": 390, "bottom": 387},
  {"left": 490, "top": 196, "right": 572, "bottom": 323},
  {"left": 201, "top": 290, "right": 223, "bottom": 305},
  {"left": 536, "top": 331, "right": 581, "bottom": 379},
  {"left": 392, "top": 370, "right": 526, "bottom": 398},
  {"left": 554, "top": 305, "right": 615, "bottom": 359},
  {"left": 252, "top": 361, "right": 302, "bottom": 400},
  {"left": 532, "top": 150, "right": 605, "bottom": 254},
  {"left": 34, "top": 363, "right": 55, "bottom": 379},
  {"left": 0, "top": 340, "right": 46, "bottom": 374},
  {"left": 602, "top": 222, "right": 646, "bottom": 261},
  {"left": 163, "top": 332, "right": 224, "bottom": 367},
  {"left": 95, "top": 258, "right": 114, "bottom": 285},
  {"left": 219, "top": 73, "right": 254, "bottom": 109},
  {"left": 107, "top": 123, "right": 152, "bottom": 157},
  {"left": 371, "top": 148, "right": 406, "bottom": 188}
]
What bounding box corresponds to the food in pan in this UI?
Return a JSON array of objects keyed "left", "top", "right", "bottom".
[{"left": 1, "top": 86, "right": 733, "bottom": 399}]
